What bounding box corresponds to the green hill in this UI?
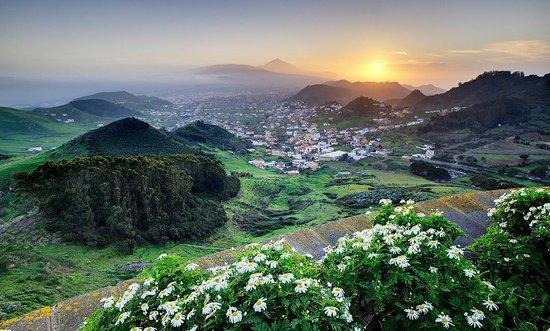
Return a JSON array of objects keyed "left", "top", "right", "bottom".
[
  {"left": 74, "top": 91, "right": 172, "bottom": 112},
  {"left": 172, "top": 121, "right": 251, "bottom": 152},
  {"left": 419, "top": 97, "right": 536, "bottom": 134},
  {"left": 63, "top": 117, "right": 194, "bottom": 156},
  {"left": 311, "top": 96, "right": 392, "bottom": 128},
  {"left": 0, "top": 107, "right": 94, "bottom": 154},
  {"left": 415, "top": 71, "right": 550, "bottom": 111},
  {"left": 32, "top": 99, "right": 137, "bottom": 123}
]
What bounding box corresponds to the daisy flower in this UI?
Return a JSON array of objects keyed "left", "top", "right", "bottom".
[
  {"left": 226, "top": 307, "right": 243, "bottom": 323},
  {"left": 324, "top": 306, "right": 338, "bottom": 317},
  {"left": 253, "top": 298, "right": 267, "bottom": 312},
  {"left": 435, "top": 314, "right": 453, "bottom": 328}
]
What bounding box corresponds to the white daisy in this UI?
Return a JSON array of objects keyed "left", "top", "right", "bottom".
[
  {"left": 404, "top": 308, "right": 419, "bottom": 320},
  {"left": 253, "top": 298, "right": 267, "bottom": 312},
  {"left": 226, "top": 307, "right": 243, "bottom": 323},
  {"left": 483, "top": 299, "right": 498, "bottom": 311},
  {"left": 171, "top": 312, "right": 185, "bottom": 327},
  {"left": 115, "top": 312, "right": 131, "bottom": 325},
  {"left": 278, "top": 273, "right": 294, "bottom": 283},
  {"left": 435, "top": 313, "right": 453, "bottom": 328},
  {"left": 324, "top": 306, "right": 338, "bottom": 317}
]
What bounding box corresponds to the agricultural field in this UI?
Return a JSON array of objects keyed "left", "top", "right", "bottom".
[{"left": 464, "top": 141, "right": 550, "bottom": 167}]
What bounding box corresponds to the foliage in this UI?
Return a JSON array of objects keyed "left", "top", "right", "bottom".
[
  {"left": 336, "top": 187, "right": 431, "bottom": 209},
  {"left": 410, "top": 160, "right": 451, "bottom": 181},
  {"left": 63, "top": 117, "right": 194, "bottom": 156},
  {"left": 173, "top": 120, "right": 251, "bottom": 153},
  {"left": 15, "top": 154, "right": 239, "bottom": 253},
  {"left": 469, "top": 175, "right": 517, "bottom": 191},
  {"left": 323, "top": 200, "right": 501, "bottom": 329},
  {"left": 470, "top": 188, "right": 550, "bottom": 329},
  {"left": 81, "top": 239, "right": 357, "bottom": 330},
  {"left": 419, "top": 97, "right": 531, "bottom": 134}
]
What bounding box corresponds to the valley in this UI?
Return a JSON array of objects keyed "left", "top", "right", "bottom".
[{"left": 0, "top": 70, "right": 548, "bottom": 322}]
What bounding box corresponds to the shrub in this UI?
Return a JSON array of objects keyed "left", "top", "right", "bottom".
[
  {"left": 470, "top": 188, "right": 549, "bottom": 329},
  {"left": 410, "top": 160, "right": 451, "bottom": 181},
  {"left": 323, "top": 200, "right": 501, "bottom": 329},
  {"left": 469, "top": 175, "right": 517, "bottom": 191},
  {"left": 81, "top": 239, "right": 357, "bottom": 330}
]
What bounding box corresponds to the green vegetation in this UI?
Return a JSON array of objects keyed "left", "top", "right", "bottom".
[
  {"left": 410, "top": 160, "right": 451, "bottom": 181},
  {"left": 63, "top": 117, "right": 194, "bottom": 156},
  {"left": 83, "top": 199, "right": 510, "bottom": 330},
  {"left": 15, "top": 155, "right": 239, "bottom": 253},
  {"left": 470, "top": 188, "right": 549, "bottom": 329},
  {"left": 420, "top": 97, "right": 532, "bottom": 134},
  {"left": 0, "top": 107, "right": 94, "bottom": 154},
  {"left": 173, "top": 120, "right": 251, "bottom": 152},
  {"left": 74, "top": 91, "right": 172, "bottom": 112},
  {"left": 32, "top": 99, "right": 136, "bottom": 122}
]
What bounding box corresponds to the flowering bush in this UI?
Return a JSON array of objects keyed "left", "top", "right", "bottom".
[
  {"left": 323, "top": 200, "right": 501, "bottom": 329},
  {"left": 81, "top": 239, "right": 357, "bottom": 330},
  {"left": 470, "top": 188, "right": 549, "bottom": 329}
]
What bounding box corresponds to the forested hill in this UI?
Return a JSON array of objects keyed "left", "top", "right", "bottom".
[
  {"left": 31, "top": 99, "right": 137, "bottom": 123},
  {"left": 15, "top": 154, "right": 241, "bottom": 253},
  {"left": 290, "top": 84, "right": 357, "bottom": 106},
  {"left": 74, "top": 91, "right": 172, "bottom": 111},
  {"left": 418, "top": 97, "right": 539, "bottom": 133},
  {"left": 63, "top": 117, "right": 194, "bottom": 156},
  {"left": 414, "top": 71, "right": 550, "bottom": 110},
  {"left": 172, "top": 120, "right": 251, "bottom": 152}
]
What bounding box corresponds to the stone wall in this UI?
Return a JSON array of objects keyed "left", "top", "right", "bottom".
[{"left": 0, "top": 189, "right": 507, "bottom": 331}]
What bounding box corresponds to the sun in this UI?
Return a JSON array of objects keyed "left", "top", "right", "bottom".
[{"left": 355, "top": 61, "right": 389, "bottom": 81}]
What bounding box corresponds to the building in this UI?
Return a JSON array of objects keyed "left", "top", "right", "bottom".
[{"left": 319, "top": 151, "right": 348, "bottom": 161}]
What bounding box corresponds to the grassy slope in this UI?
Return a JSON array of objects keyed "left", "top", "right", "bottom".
[{"left": 0, "top": 107, "right": 95, "bottom": 154}]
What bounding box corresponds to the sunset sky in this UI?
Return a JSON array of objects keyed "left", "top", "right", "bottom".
[{"left": 1, "top": 0, "right": 549, "bottom": 88}]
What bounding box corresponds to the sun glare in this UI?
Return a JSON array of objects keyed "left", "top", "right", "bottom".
[{"left": 356, "top": 61, "right": 389, "bottom": 81}]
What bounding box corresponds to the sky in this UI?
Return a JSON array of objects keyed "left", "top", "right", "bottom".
[{"left": 1, "top": 0, "right": 549, "bottom": 88}]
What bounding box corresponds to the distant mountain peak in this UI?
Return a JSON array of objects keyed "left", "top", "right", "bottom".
[{"left": 259, "top": 58, "right": 300, "bottom": 74}]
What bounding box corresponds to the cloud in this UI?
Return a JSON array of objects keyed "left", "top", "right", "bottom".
[
  {"left": 447, "top": 40, "right": 550, "bottom": 61},
  {"left": 448, "top": 49, "right": 484, "bottom": 54},
  {"left": 485, "top": 40, "right": 550, "bottom": 60},
  {"left": 392, "top": 51, "right": 408, "bottom": 55}
]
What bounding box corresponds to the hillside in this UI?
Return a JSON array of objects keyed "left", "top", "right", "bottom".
[
  {"left": 172, "top": 120, "right": 251, "bottom": 152},
  {"left": 324, "top": 80, "right": 411, "bottom": 101},
  {"left": 74, "top": 91, "right": 172, "bottom": 112},
  {"left": 397, "top": 89, "right": 426, "bottom": 108},
  {"left": 32, "top": 99, "right": 137, "bottom": 123},
  {"left": 312, "top": 96, "right": 392, "bottom": 128},
  {"left": 414, "top": 71, "right": 550, "bottom": 111},
  {"left": 0, "top": 107, "right": 61, "bottom": 138},
  {"left": 402, "top": 84, "right": 446, "bottom": 95},
  {"left": 0, "top": 107, "right": 94, "bottom": 154},
  {"left": 418, "top": 97, "right": 536, "bottom": 134},
  {"left": 290, "top": 84, "right": 357, "bottom": 106},
  {"left": 63, "top": 117, "right": 194, "bottom": 156}
]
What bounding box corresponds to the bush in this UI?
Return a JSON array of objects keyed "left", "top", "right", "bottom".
[
  {"left": 323, "top": 200, "right": 501, "bottom": 329},
  {"left": 81, "top": 239, "right": 357, "bottom": 330},
  {"left": 15, "top": 155, "right": 239, "bottom": 253},
  {"left": 410, "top": 160, "right": 451, "bottom": 181},
  {"left": 469, "top": 175, "right": 517, "bottom": 190},
  {"left": 470, "top": 188, "right": 549, "bottom": 329},
  {"left": 84, "top": 201, "right": 508, "bottom": 330}
]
